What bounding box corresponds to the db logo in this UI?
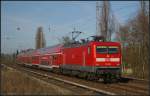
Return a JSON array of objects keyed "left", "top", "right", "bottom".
[
  {"left": 106, "top": 54, "right": 110, "bottom": 57},
  {"left": 105, "top": 58, "right": 110, "bottom": 62}
]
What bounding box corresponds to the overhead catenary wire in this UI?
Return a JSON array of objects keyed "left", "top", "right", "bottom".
[
  {"left": 47, "top": 1, "right": 140, "bottom": 43},
  {"left": 52, "top": 3, "right": 139, "bottom": 29}
]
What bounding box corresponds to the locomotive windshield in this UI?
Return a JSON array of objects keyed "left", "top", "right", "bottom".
[
  {"left": 96, "top": 46, "right": 119, "bottom": 54},
  {"left": 108, "top": 46, "right": 118, "bottom": 54},
  {"left": 96, "top": 46, "right": 107, "bottom": 53}
]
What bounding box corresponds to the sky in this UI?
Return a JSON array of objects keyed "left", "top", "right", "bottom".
[{"left": 1, "top": 1, "right": 140, "bottom": 54}]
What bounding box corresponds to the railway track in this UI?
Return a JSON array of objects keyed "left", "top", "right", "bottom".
[
  {"left": 2, "top": 64, "right": 149, "bottom": 95},
  {"left": 1, "top": 64, "right": 115, "bottom": 95}
]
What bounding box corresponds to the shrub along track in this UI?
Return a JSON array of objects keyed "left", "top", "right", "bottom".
[{"left": 2, "top": 63, "right": 149, "bottom": 95}]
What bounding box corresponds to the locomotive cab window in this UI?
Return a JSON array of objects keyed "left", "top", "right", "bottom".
[
  {"left": 88, "top": 46, "right": 91, "bottom": 54},
  {"left": 108, "top": 46, "right": 118, "bottom": 54},
  {"left": 96, "top": 46, "right": 107, "bottom": 54}
]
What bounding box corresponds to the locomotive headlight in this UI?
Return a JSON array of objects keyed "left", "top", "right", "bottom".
[
  {"left": 110, "top": 58, "right": 120, "bottom": 62},
  {"left": 96, "top": 58, "right": 105, "bottom": 62},
  {"left": 96, "top": 58, "right": 120, "bottom": 62}
]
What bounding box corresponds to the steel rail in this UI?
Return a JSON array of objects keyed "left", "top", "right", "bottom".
[
  {"left": 2, "top": 64, "right": 116, "bottom": 95},
  {"left": 2, "top": 63, "right": 149, "bottom": 95}
]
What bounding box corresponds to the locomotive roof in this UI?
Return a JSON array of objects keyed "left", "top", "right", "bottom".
[
  {"left": 17, "top": 42, "right": 120, "bottom": 57},
  {"left": 63, "top": 41, "right": 121, "bottom": 48},
  {"left": 91, "top": 41, "right": 121, "bottom": 45}
]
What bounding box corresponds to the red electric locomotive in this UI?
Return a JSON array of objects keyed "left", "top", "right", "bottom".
[
  {"left": 60, "top": 36, "right": 121, "bottom": 82},
  {"left": 17, "top": 36, "right": 122, "bottom": 82}
]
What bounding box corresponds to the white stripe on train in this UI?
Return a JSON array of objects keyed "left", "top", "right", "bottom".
[{"left": 96, "top": 58, "right": 120, "bottom": 62}]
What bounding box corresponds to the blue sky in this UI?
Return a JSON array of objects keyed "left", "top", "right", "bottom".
[{"left": 1, "top": 1, "right": 140, "bottom": 54}]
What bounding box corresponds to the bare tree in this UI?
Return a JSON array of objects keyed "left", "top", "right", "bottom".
[
  {"left": 96, "top": 1, "right": 118, "bottom": 41},
  {"left": 35, "top": 26, "right": 46, "bottom": 49},
  {"left": 108, "top": 13, "right": 118, "bottom": 41},
  {"left": 116, "top": 1, "right": 149, "bottom": 79},
  {"left": 96, "top": 1, "right": 101, "bottom": 36},
  {"left": 100, "top": 1, "right": 110, "bottom": 40}
]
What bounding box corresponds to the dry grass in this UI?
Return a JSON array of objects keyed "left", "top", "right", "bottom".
[{"left": 1, "top": 67, "right": 73, "bottom": 95}]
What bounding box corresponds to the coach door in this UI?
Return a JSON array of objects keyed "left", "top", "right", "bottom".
[
  {"left": 51, "top": 55, "right": 56, "bottom": 65},
  {"left": 50, "top": 55, "right": 53, "bottom": 65}
]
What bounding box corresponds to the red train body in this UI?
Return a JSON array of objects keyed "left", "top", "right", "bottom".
[{"left": 17, "top": 40, "right": 122, "bottom": 81}]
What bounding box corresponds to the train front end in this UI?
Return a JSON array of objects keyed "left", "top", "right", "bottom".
[{"left": 93, "top": 42, "right": 122, "bottom": 81}]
